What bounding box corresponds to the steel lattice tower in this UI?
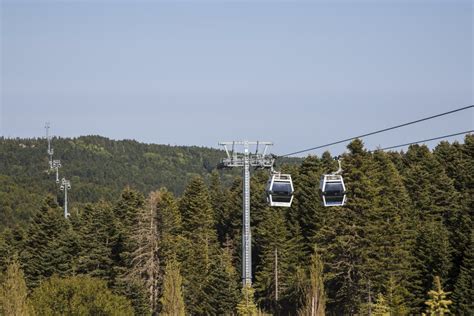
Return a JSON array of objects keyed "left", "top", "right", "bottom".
[{"left": 218, "top": 141, "right": 274, "bottom": 285}]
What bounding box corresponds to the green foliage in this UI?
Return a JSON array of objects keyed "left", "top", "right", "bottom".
[
  {"left": 451, "top": 230, "right": 473, "bottom": 314},
  {"left": 363, "top": 150, "right": 416, "bottom": 309},
  {"left": 423, "top": 276, "right": 452, "bottom": 315},
  {"left": 254, "top": 207, "right": 296, "bottom": 313},
  {"left": 20, "top": 196, "right": 72, "bottom": 288},
  {"left": 114, "top": 188, "right": 145, "bottom": 230},
  {"left": 297, "top": 251, "right": 326, "bottom": 316},
  {"left": 404, "top": 144, "right": 458, "bottom": 218},
  {"left": 435, "top": 136, "right": 473, "bottom": 303},
  {"left": 0, "top": 135, "right": 472, "bottom": 315},
  {"left": 237, "top": 284, "right": 258, "bottom": 316},
  {"left": 125, "top": 191, "right": 160, "bottom": 314},
  {"left": 76, "top": 202, "right": 116, "bottom": 280},
  {"left": 210, "top": 170, "right": 232, "bottom": 245},
  {"left": 0, "top": 136, "right": 251, "bottom": 230},
  {"left": 372, "top": 293, "right": 390, "bottom": 316},
  {"left": 125, "top": 188, "right": 183, "bottom": 314},
  {"left": 414, "top": 219, "right": 452, "bottom": 307},
  {"left": 0, "top": 175, "right": 44, "bottom": 232},
  {"left": 155, "top": 189, "right": 183, "bottom": 262},
  {"left": 0, "top": 226, "right": 25, "bottom": 273},
  {"left": 114, "top": 278, "right": 150, "bottom": 316},
  {"left": 160, "top": 258, "right": 186, "bottom": 316},
  {"left": 385, "top": 275, "right": 410, "bottom": 315},
  {"left": 313, "top": 140, "right": 374, "bottom": 313},
  {"left": 31, "top": 275, "right": 134, "bottom": 315},
  {"left": 112, "top": 188, "right": 149, "bottom": 314},
  {"left": 179, "top": 176, "right": 219, "bottom": 314},
  {"left": 206, "top": 248, "right": 241, "bottom": 315},
  {"left": 290, "top": 155, "right": 323, "bottom": 257},
  {"left": 0, "top": 256, "right": 33, "bottom": 316}
]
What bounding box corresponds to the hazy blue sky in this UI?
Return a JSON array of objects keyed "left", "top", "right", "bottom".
[{"left": 1, "top": 0, "right": 472, "bottom": 156}]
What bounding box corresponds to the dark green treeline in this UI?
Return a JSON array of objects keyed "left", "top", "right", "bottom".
[
  {"left": 0, "top": 135, "right": 299, "bottom": 231},
  {"left": 0, "top": 135, "right": 472, "bottom": 315}
]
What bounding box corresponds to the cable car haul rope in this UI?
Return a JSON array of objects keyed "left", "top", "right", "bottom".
[
  {"left": 218, "top": 106, "right": 472, "bottom": 285},
  {"left": 281, "top": 105, "right": 473, "bottom": 157},
  {"left": 219, "top": 105, "right": 473, "bottom": 209}
]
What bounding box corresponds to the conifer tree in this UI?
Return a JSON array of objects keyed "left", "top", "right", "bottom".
[
  {"left": 160, "top": 258, "right": 186, "bottom": 316},
  {"left": 76, "top": 202, "right": 116, "bottom": 281},
  {"left": 126, "top": 188, "right": 183, "bottom": 314},
  {"left": 404, "top": 144, "right": 459, "bottom": 221},
  {"left": 20, "top": 196, "right": 71, "bottom": 288},
  {"left": 385, "top": 275, "right": 410, "bottom": 315},
  {"left": 126, "top": 191, "right": 160, "bottom": 314},
  {"left": 414, "top": 219, "right": 452, "bottom": 309},
  {"left": 313, "top": 139, "right": 374, "bottom": 314},
  {"left": 237, "top": 284, "right": 258, "bottom": 316},
  {"left": 291, "top": 155, "right": 323, "bottom": 257},
  {"left": 179, "top": 176, "right": 219, "bottom": 314},
  {"left": 434, "top": 138, "right": 472, "bottom": 287},
  {"left": 254, "top": 206, "right": 295, "bottom": 313},
  {"left": 403, "top": 144, "right": 459, "bottom": 306},
  {"left": 451, "top": 230, "right": 473, "bottom": 314},
  {"left": 372, "top": 293, "right": 390, "bottom": 316},
  {"left": 0, "top": 256, "right": 33, "bottom": 316},
  {"left": 209, "top": 171, "right": 231, "bottom": 244},
  {"left": 31, "top": 275, "right": 134, "bottom": 315},
  {"left": 423, "top": 276, "right": 452, "bottom": 316},
  {"left": 113, "top": 187, "right": 145, "bottom": 269},
  {"left": 250, "top": 170, "right": 274, "bottom": 228},
  {"left": 224, "top": 177, "right": 244, "bottom": 266},
  {"left": 114, "top": 187, "right": 145, "bottom": 228},
  {"left": 51, "top": 220, "right": 80, "bottom": 277},
  {"left": 433, "top": 140, "right": 467, "bottom": 192},
  {"left": 297, "top": 251, "right": 326, "bottom": 316},
  {"left": 361, "top": 150, "right": 416, "bottom": 310},
  {"left": 112, "top": 188, "right": 149, "bottom": 314},
  {"left": 278, "top": 162, "right": 306, "bottom": 265},
  {"left": 206, "top": 248, "right": 240, "bottom": 315},
  {"left": 156, "top": 189, "right": 183, "bottom": 263},
  {"left": 0, "top": 226, "right": 25, "bottom": 273}
]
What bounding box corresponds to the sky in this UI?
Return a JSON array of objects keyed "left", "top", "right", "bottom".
[{"left": 1, "top": 0, "right": 473, "bottom": 156}]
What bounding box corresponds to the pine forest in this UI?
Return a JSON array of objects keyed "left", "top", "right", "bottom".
[{"left": 0, "top": 134, "right": 472, "bottom": 315}]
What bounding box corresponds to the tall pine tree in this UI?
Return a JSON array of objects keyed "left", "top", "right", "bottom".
[
  {"left": 20, "top": 196, "right": 72, "bottom": 288},
  {"left": 451, "top": 230, "right": 473, "bottom": 314},
  {"left": 297, "top": 251, "right": 326, "bottom": 316},
  {"left": 254, "top": 206, "right": 295, "bottom": 314},
  {"left": 160, "top": 258, "right": 186, "bottom": 316},
  {"left": 76, "top": 202, "right": 117, "bottom": 281},
  {"left": 0, "top": 256, "right": 33, "bottom": 315},
  {"left": 313, "top": 139, "right": 375, "bottom": 314},
  {"left": 179, "top": 176, "right": 219, "bottom": 315}
]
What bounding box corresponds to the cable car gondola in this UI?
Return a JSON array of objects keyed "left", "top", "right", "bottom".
[
  {"left": 266, "top": 172, "right": 294, "bottom": 207},
  {"left": 320, "top": 158, "right": 346, "bottom": 207}
]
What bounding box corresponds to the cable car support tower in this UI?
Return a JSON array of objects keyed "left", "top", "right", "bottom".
[
  {"left": 218, "top": 141, "right": 274, "bottom": 286},
  {"left": 45, "top": 122, "right": 54, "bottom": 169}
]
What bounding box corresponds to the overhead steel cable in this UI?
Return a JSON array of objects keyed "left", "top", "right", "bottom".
[
  {"left": 281, "top": 105, "right": 473, "bottom": 157},
  {"left": 368, "top": 130, "right": 473, "bottom": 152}
]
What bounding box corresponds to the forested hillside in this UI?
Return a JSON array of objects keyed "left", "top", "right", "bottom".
[
  {"left": 0, "top": 136, "right": 300, "bottom": 231},
  {"left": 0, "top": 135, "right": 472, "bottom": 315}
]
